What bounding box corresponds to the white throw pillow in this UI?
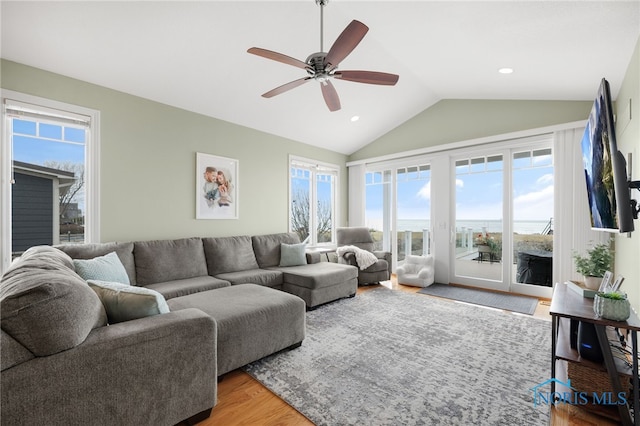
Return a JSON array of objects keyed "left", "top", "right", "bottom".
[
  {"left": 279, "top": 242, "right": 307, "bottom": 267},
  {"left": 87, "top": 280, "right": 169, "bottom": 324},
  {"left": 73, "top": 252, "right": 130, "bottom": 284}
]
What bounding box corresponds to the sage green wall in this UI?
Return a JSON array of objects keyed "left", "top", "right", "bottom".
[
  {"left": 348, "top": 99, "right": 592, "bottom": 161},
  {"left": 1, "top": 60, "right": 349, "bottom": 242},
  {"left": 614, "top": 35, "right": 640, "bottom": 313}
]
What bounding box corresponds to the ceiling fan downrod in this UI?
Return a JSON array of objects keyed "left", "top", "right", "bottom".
[{"left": 316, "top": 0, "right": 328, "bottom": 53}]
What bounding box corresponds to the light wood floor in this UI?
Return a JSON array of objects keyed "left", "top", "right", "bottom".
[{"left": 193, "top": 278, "right": 621, "bottom": 426}]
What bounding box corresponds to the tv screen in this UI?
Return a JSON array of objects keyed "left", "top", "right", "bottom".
[{"left": 580, "top": 78, "right": 634, "bottom": 233}]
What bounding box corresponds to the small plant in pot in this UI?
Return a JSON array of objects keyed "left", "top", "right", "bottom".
[
  {"left": 594, "top": 291, "right": 630, "bottom": 321},
  {"left": 573, "top": 243, "right": 614, "bottom": 290}
]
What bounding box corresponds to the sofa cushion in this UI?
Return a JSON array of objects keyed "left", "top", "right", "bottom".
[
  {"left": 56, "top": 242, "right": 136, "bottom": 285},
  {"left": 0, "top": 247, "right": 107, "bottom": 356},
  {"left": 143, "top": 276, "right": 231, "bottom": 300},
  {"left": 134, "top": 238, "right": 208, "bottom": 285},
  {"left": 167, "top": 283, "right": 305, "bottom": 376},
  {"left": 271, "top": 262, "right": 358, "bottom": 290},
  {"left": 251, "top": 233, "right": 301, "bottom": 268},
  {"left": 73, "top": 252, "right": 130, "bottom": 284},
  {"left": 88, "top": 280, "right": 170, "bottom": 324},
  {"left": 279, "top": 243, "right": 307, "bottom": 267},
  {"left": 203, "top": 236, "right": 259, "bottom": 275},
  {"left": 214, "top": 269, "right": 283, "bottom": 287}
]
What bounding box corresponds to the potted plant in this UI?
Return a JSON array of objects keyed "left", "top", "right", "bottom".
[
  {"left": 594, "top": 291, "right": 630, "bottom": 321},
  {"left": 573, "top": 243, "right": 614, "bottom": 290},
  {"left": 475, "top": 233, "right": 501, "bottom": 261}
]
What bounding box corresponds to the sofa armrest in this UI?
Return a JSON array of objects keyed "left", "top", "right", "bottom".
[
  {"left": 1, "top": 308, "right": 217, "bottom": 426},
  {"left": 373, "top": 250, "right": 392, "bottom": 273},
  {"left": 306, "top": 251, "right": 322, "bottom": 264},
  {"left": 373, "top": 250, "right": 391, "bottom": 261},
  {"left": 418, "top": 266, "right": 435, "bottom": 280},
  {"left": 339, "top": 251, "right": 358, "bottom": 267}
]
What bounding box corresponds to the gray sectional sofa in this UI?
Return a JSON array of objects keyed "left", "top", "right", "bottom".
[{"left": 0, "top": 232, "right": 358, "bottom": 425}]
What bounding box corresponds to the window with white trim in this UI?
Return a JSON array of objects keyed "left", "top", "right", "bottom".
[
  {"left": 1, "top": 93, "right": 100, "bottom": 272},
  {"left": 289, "top": 156, "right": 339, "bottom": 246}
]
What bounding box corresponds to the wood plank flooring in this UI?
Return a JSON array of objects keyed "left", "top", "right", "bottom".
[{"left": 193, "top": 278, "right": 621, "bottom": 425}]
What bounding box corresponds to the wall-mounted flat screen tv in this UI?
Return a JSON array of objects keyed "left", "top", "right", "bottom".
[{"left": 579, "top": 78, "right": 634, "bottom": 233}]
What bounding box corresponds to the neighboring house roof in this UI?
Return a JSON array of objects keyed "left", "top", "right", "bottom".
[{"left": 12, "top": 161, "right": 76, "bottom": 195}]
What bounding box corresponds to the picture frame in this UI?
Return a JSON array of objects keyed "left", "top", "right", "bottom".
[
  {"left": 611, "top": 275, "right": 625, "bottom": 292},
  {"left": 196, "top": 152, "right": 238, "bottom": 219},
  {"left": 598, "top": 271, "right": 613, "bottom": 293}
]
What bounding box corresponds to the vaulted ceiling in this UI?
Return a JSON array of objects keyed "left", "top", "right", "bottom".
[{"left": 2, "top": 1, "right": 639, "bottom": 155}]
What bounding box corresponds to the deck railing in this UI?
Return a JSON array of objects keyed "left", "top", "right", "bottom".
[{"left": 398, "top": 229, "right": 430, "bottom": 261}]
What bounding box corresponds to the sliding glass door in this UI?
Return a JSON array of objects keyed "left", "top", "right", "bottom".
[
  {"left": 452, "top": 154, "right": 506, "bottom": 290},
  {"left": 511, "top": 148, "right": 554, "bottom": 294},
  {"left": 450, "top": 139, "right": 554, "bottom": 297},
  {"left": 361, "top": 135, "right": 554, "bottom": 296}
]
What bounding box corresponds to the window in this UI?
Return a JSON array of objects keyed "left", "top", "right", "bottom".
[
  {"left": 289, "top": 156, "right": 339, "bottom": 246},
  {"left": 364, "top": 162, "right": 432, "bottom": 261},
  {"left": 365, "top": 169, "right": 392, "bottom": 251},
  {"left": 1, "top": 92, "right": 100, "bottom": 272},
  {"left": 396, "top": 164, "right": 431, "bottom": 260}
]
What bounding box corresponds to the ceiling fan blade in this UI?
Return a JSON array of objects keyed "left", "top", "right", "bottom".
[
  {"left": 334, "top": 70, "right": 399, "bottom": 86},
  {"left": 324, "top": 20, "right": 369, "bottom": 70},
  {"left": 262, "top": 77, "right": 312, "bottom": 98},
  {"left": 247, "top": 47, "right": 308, "bottom": 70},
  {"left": 321, "top": 80, "right": 341, "bottom": 112}
]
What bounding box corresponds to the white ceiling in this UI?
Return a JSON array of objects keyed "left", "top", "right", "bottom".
[{"left": 2, "top": 1, "right": 639, "bottom": 155}]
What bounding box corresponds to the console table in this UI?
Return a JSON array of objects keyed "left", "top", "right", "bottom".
[{"left": 550, "top": 282, "right": 640, "bottom": 425}]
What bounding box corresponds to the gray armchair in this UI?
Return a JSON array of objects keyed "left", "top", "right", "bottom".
[{"left": 336, "top": 227, "right": 391, "bottom": 285}]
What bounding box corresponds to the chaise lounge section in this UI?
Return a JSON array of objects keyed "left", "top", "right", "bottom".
[{"left": 199, "top": 232, "right": 358, "bottom": 307}]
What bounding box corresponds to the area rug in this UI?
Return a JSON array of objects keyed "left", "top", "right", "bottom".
[
  {"left": 417, "top": 283, "right": 539, "bottom": 315},
  {"left": 244, "top": 287, "right": 550, "bottom": 425}
]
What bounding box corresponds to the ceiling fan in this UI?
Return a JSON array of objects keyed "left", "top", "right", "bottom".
[{"left": 247, "top": 0, "right": 399, "bottom": 112}]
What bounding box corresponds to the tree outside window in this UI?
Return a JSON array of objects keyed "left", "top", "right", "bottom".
[{"left": 289, "top": 159, "right": 337, "bottom": 246}]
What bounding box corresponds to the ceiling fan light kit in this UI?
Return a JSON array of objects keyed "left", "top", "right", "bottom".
[{"left": 247, "top": 0, "right": 399, "bottom": 112}]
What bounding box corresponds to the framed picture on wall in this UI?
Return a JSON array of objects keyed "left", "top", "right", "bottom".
[{"left": 196, "top": 152, "right": 238, "bottom": 219}]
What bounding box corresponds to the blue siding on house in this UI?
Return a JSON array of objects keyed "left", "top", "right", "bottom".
[{"left": 12, "top": 172, "right": 53, "bottom": 251}]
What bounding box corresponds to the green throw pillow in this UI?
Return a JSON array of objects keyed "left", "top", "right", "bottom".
[
  {"left": 87, "top": 280, "right": 169, "bottom": 324},
  {"left": 73, "top": 252, "right": 130, "bottom": 284},
  {"left": 279, "top": 242, "right": 307, "bottom": 267}
]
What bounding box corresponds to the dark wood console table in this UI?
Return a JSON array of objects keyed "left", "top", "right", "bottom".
[{"left": 550, "top": 282, "right": 640, "bottom": 425}]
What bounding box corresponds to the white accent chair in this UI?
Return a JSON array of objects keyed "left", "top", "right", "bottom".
[{"left": 396, "top": 255, "right": 435, "bottom": 287}]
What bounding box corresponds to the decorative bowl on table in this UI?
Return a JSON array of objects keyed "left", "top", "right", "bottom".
[{"left": 593, "top": 292, "right": 630, "bottom": 321}]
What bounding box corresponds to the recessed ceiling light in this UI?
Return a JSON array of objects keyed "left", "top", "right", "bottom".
[
  {"left": 351, "top": 116, "right": 360, "bottom": 122},
  {"left": 498, "top": 68, "right": 514, "bottom": 74}
]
